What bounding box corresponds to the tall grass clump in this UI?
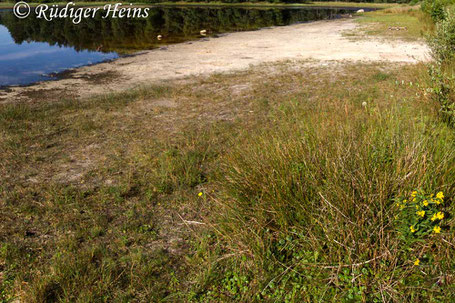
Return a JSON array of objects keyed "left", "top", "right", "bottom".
[{"left": 203, "top": 98, "right": 455, "bottom": 301}]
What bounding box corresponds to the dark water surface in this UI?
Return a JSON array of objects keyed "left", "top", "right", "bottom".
[{"left": 0, "top": 6, "right": 374, "bottom": 87}]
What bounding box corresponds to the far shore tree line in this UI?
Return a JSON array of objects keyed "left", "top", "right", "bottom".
[
  {"left": 0, "top": 0, "right": 418, "bottom": 5},
  {"left": 0, "top": 6, "right": 353, "bottom": 52}
]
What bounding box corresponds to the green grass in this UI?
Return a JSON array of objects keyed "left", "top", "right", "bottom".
[
  {"left": 1, "top": 60, "right": 455, "bottom": 301},
  {"left": 349, "top": 5, "right": 434, "bottom": 41},
  {"left": 187, "top": 63, "right": 455, "bottom": 302}
]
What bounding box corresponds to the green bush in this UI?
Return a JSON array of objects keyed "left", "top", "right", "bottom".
[
  {"left": 429, "top": 65, "right": 455, "bottom": 125},
  {"left": 429, "top": 8, "right": 455, "bottom": 62},
  {"left": 428, "top": 8, "right": 455, "bottom": 125},
  {"left": 422, "top": 0, "right": 448, "bottom": 22}
]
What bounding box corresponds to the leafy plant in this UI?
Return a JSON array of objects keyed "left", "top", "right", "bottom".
[
  {"left": 221, "top": 271, "right": 250, "bottom": 298},
  {"left": 395, "top": 190, "right": 446, "bottom": 243},
  {"left": 429, "top": 65, "right": 455, "bottom": 125},
  {"left": 422, "top": 0, "right": 448, "bottom": 22},
  {"left": 427, "top": 7, "right": 455, "bottom": 126},
  {"left": 429, "top": 8, "right": 455, "bottom": 62}
]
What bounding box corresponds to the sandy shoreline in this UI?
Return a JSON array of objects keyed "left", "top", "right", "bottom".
[{"left": 0, "top": 18, "right": 429, "bottom": 103}]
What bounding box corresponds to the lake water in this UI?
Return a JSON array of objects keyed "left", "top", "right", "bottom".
[{"left": 0, "top": 6, "right": 374, "bottom": 87}]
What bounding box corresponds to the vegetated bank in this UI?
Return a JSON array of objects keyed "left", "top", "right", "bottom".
[{"left": 1, "top": 3, "right": 455, "bottom": 303}]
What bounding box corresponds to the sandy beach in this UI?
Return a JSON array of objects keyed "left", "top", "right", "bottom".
[{"left": 0, "top": 17, "right": 429, "bottom": 103}]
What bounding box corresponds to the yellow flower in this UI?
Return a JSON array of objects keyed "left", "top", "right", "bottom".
[
  {"left": 416, "top": 210, "right": 425, "bottom": 217},
  {"left": 436, "top": 191, "right": 444, "bottom": 200},
  {"left": 433, "top": 225, "right": 441, "bottom": 234},
  {"left": 410, "top": 226, "right": 417, "bottom": 233},
  {"left": 437, "top": 212, "right": 444, "bottom": 220},
  {"left": 198, "top": 192, "right": 203, "bottom": 197},
  {"left": 423, "top": 200, "right": 429, "bottom": 206},
  {"left": 431, "top": 214, "right": 438, "bottom": 222},
  {"left": 414, "top": 258, "right": 420, "bottom": 266},
  {"left": 403, "top": 199, "right": 407, "bottom": 204},
  {"left": 411, "top": 191, "right": 417, "bottom": 197}
]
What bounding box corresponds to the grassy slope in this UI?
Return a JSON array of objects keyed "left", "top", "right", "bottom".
[
  {"left": 200, "top": 63, "right": 455, "bottom": 302},
  {"left": 2, "top": 62, "right": 455, "bottom": 301},
  {"left": 1, "top": 5, "right": 455, "bottom": 303}
]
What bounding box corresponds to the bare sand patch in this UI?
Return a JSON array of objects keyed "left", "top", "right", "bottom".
[{"left": 0, "top": 18, "right": 429, "bottom": 103}]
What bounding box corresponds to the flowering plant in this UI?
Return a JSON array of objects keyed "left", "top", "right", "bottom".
[{"left": 395, "top": 190, "right": 445, "bottom": 241}]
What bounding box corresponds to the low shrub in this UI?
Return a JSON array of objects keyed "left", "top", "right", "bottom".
[
  {"left": 429, "top": 8, "right": 455, "bottom": 62},
  {"left": 428, "top": 8, "right": 455, "bottom": 125},
  {"left": 422, "top": 0, "right": 448, "bottom": 22}
]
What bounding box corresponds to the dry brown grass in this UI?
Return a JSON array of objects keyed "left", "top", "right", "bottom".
[{"left": 1, "top": 60, "right": 454, "bottom": 301}]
